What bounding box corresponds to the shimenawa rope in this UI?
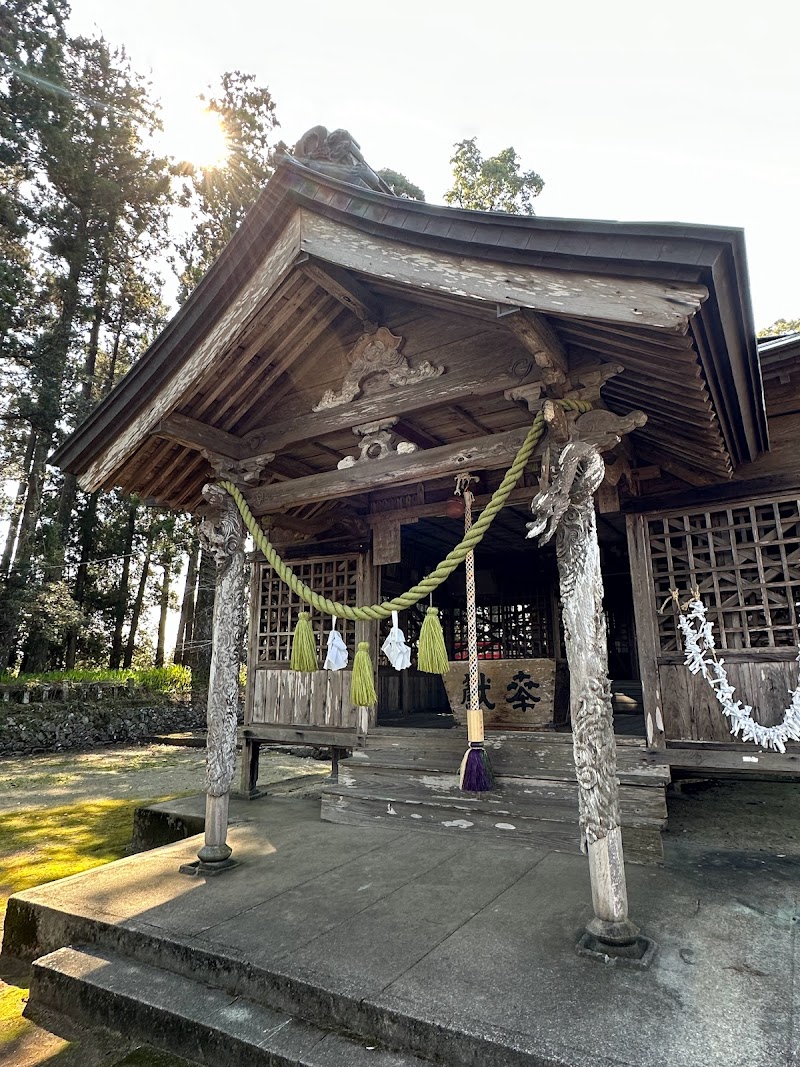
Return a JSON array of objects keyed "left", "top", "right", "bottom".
[{"left": 217, "top": 399, "right": 590, "bottom": 621}]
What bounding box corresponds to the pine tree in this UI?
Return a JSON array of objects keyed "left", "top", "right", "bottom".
[{"left": 174, "top": 71, "right": 280, "bottom": 302}]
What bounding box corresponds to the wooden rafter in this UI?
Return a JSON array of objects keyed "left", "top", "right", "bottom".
[
  {"left": 498, "top": 306, "right": 569, "bottom": 387},
  {"left": 297, "top": 255, "right": 382, "bottom": 324}
]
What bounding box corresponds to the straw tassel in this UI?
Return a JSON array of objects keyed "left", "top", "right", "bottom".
[
  {"left": 290, "top": 611, "right": 318, "bottom": 672},
  {"left": 418, "top": 606, "right": 450, "bottom": 674},
  {"left": 351, "top": 641, "right": 377, "bottom": 706}
]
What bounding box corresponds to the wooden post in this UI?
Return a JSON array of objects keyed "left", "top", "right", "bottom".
[
  {"left": 626, "top": 513, "right": 667, "bottom": 749},
  {"left": 530, "top": 439, "right": 650, "bottom": 959},
  {"left": 181, "top": 484, "right": 244, "bottom": 876}
]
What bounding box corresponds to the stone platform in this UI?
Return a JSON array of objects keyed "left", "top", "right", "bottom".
[{"left": 3, "top": 795, "right": 798, "bottom": 1067}]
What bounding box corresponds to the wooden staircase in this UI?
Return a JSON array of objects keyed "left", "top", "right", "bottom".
[{"left": 321, "top": 727, "right": 670, "bottom": 863}]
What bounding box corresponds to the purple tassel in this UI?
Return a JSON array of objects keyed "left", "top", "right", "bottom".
[{"left": 460, "top": 744, "right": 495, "bottom": 792}]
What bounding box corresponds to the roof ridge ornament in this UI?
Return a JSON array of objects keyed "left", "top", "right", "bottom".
[{"left": 289, "top": 125, "right": 393, "bottom": 194}]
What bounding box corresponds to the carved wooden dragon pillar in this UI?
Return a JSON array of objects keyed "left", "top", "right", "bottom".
[
  {"left": 529, "top": 407, "right": 652, "bottom": 958},
  {"left": 181, "top": 483, "right": 245, "bottom": 875}
]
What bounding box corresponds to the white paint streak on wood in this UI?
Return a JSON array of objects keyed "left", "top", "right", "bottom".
[{"left": 298, "top": 209, "right": 708, "bottom": 330}]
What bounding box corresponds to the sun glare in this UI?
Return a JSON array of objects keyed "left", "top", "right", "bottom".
[{"left": 174, "top": 107, "right": 229, "bottom": 170}]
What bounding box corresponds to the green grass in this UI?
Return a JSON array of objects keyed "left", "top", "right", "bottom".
[
  {"left": 0, "top": 794, "right": 179, "bottom": 1064},
  {"left": 0, "top": 665, "right": 192, "bottom": 694},
  {"left": 0, "top": 796, "right": 167, "bottom": 925}
]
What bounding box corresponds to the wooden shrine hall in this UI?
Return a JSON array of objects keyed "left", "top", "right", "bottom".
[{"left": 51, "top": 127, "right": 799, "bottom": 952}]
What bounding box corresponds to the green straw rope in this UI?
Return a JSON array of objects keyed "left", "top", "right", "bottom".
[{"left": 219, "top": 399, "right": 590, "bottom": 621}]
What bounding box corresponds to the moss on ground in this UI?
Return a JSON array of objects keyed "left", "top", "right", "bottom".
[
  {"left": 0, "top": 794, "right": 176, "bottom": 1065},
  {"left": 0, "top": 796, "right": 165, "bottom": 926}
]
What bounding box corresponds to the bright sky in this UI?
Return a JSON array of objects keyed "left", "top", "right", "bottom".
[{"left": 68, "top": 0, "right": 799, "bottom": 329}]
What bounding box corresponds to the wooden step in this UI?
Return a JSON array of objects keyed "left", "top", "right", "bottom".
[
  {"left": 361, "top": 728, "right": 669, "bottom": 787},
  {"left": 338, "top": 764, "right": 667, "bottom": 826},
  {"left": 321, "top": 779, "right": 663, "bottom": 864}
]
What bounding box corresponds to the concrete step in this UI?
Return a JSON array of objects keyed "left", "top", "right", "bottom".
[{"left": 31, "top": 945, "right": 432, "bottom": 1067}]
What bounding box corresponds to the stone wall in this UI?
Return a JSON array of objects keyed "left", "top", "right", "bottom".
[{"left": 0, "top": 697, "right": 208, "bottom": 756}]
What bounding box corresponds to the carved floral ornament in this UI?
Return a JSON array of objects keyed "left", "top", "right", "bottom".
[{"left": 313, "top": 327, "right": 444, "bottom": 411}]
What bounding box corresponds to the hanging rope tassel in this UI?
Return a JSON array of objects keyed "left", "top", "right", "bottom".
[
  {"left": 351, "top": 641, "right": 377, "bottom": 707},
  {"left": 456, "top": 476, "right": 495, "bottom": 792},
  {"left": 290, "top": 611, "right": 318, "bottom": 672},
  {"left": 460, "top": 709, "right": 495, "bottom": 791},
  {"left": 418, "top": 606, "right": 450, "bottom": 674}
]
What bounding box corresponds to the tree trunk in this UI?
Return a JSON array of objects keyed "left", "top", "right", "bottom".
[
  {"left": 124, "top": 534, "right": 152, "bottom": 669},
  {"left": 174, "top": 538, "right": 199, "bottom": 665},
  {"left": 64, "top": 490, "right": 101, "bottom": 669},
  {"left": 0, "top": 226, "right": 88, "bottom": 669},
  {"left": 0, "top": 430, "right": 36, "bottom": 579},
  {"left": 190, "top": 548, "right": 216, "bottom": 691},
  {"left": 110, "top": 500, "right": 137, "bottom": 669},
  {"left": 0, "top": 433, "right": 52, "bottom": 669},
  {"left": 154, "top": 551, "right": 172, "bottom": 668},
  {"left": 54, "top": 249, "right": 112, "bottom": 563}
]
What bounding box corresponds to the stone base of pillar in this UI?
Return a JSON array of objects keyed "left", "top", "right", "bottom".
[
  {"left": 577, "top": 930, "right": 657, "bottom": 967},
  {"left": 577, "top": 920, "right": 657, "bottom": 967},
  {"left": 178, "top": 791, "right": 240, "bottom": 876},
  {"left": 179, "top": 857, "right": 240, "bottom": 877}
]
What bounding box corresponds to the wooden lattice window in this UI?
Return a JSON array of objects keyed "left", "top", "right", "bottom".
[
  {"left": 442, "top": 595, "right": 553, "bottom": 660},
  {"left": 648, "top": 497, "right": 800, "bottom": 652},
  {"left": 255, "top": 555, "right": 359, "bottom": 665}
]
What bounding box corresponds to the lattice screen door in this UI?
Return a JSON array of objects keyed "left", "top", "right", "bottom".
[{"left": 246, "top": 552, "right": 374, "bottom": 734}]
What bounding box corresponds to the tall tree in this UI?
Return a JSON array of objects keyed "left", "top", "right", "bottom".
[
  {"left": 175, "top": 71, "right": 280, "bottom": 301},
  {"left": 376, "top": 168, "right": 425, "bottom": 201},
  {"left": 445, "top": 137, "right": 544, "bottom": 214},
  {"left": 0, "top": 31, "right": 173, "bottom": 669},
  {"left": 174, "top": 536, "right": 199, "bottom": 666},
  {"left": 758, "top": 318, "right": 800, "bottom": 338}
]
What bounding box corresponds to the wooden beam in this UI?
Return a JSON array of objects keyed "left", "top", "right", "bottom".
[
  {"left": 299, "top": 209, "right": 708, "bottom": 330},
  {"left": 500, "top": 307, "right": 569, "bottom": 383},
  {"left": 366, "top": 483, "right": 539, "bottom": 527},
  {"left": 242, "top": 427, "right": 540, "bottom": 515},
  {"left": 154, "top": 413, "right": 245, "bottom": 459},
  {"left": 297, "top": 255, "right": 382, "bottom": 324},
  {"left": 239, "top": 361, "right": 544, "bottom": 458}
]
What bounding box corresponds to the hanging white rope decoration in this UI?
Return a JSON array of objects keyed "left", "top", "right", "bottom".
[{"left": 674, "top": 591, "right": 800, "bottom": 752}]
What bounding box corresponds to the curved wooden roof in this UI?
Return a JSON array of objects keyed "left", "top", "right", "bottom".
[{"left": 51, "top": 156, "right": 767, "bottom": 514}]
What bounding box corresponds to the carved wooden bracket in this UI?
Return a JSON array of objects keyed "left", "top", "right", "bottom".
[
  {"left": 540, "top": 405, "right": 647, "bottom": 512},
  {"left": 313, "top": 327, "right": 444, "bottom": 411},
  {"left": 565, "top": 363, "right": 625, "bottom": 405},
  {"left": 503, "top": 383, "right": 544, "bottom": 413},
  {"left": 542, "top": 399, "right": 572, "bottom": 444},
  {"left": 572, "top": 409, "right": 648, "bottom": 452},
  {"left": 201, "top": 449, "right": 275, "bottom": 486},
  {"left": 337, "top": 418, "right": 418, "bottom": 469}
]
